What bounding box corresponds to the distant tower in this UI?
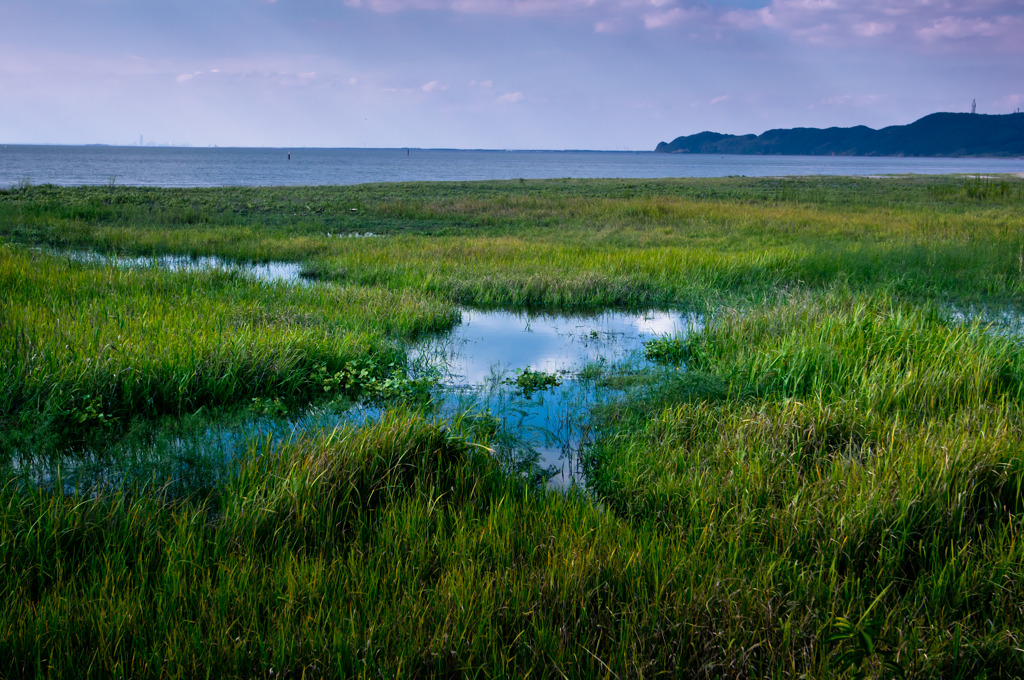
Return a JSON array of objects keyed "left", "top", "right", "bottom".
[
  {"left": 971, "top": 99, "right": 976, "bottom": 114},
  {"left": 140, "top": 134, "right": 144, "bottom": 146}
]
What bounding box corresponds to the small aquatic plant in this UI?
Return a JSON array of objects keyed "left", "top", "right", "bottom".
[{"left": 503, "top": 366, "right": 564, "bottom": 398}]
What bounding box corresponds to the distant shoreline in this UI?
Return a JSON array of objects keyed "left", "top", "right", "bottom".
[{"left": 656, "top": 112, "right": 1024, "bottom": 159}]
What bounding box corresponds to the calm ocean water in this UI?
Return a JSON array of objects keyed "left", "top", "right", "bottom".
[{"left": 2, "top": 144, "right": 1022, "bottom": 188}]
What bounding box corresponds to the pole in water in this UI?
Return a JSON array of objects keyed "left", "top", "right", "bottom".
[{"left": 287, "top": 152, "right": 291, "bottom": 160}]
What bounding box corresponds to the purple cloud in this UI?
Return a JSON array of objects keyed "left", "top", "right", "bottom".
[{"left": 723, "top": 0, "right": 1024, "bottom": 51}]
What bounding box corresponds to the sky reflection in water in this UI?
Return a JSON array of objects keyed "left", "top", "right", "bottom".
[
  {"left": 14, "top": 307, "right": 703, "bottom": 493},
  {"left": 16, "top": 250, "right": 705, "bottom": 492},
  {"left": 416, "top": 308, "right": 703, "bottom": 489},
  {"left": 416, "top": 308, "right": 692, "bottom": 386},
  {"left": 54, "top": 250, "right": 307, "bottom": 284}
]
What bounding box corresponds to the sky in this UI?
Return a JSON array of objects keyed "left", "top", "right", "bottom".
[{"left": 1, "top": 0, "right": 1022, "bottom": 149}]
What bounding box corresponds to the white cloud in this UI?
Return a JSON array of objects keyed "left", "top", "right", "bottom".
[
  {"left": 333, "top": 0, "right": 1021, "bottom": 53},
  {"left": 721, "top": 8, "right": 763, "bottom": 30},
  {"left": 722, "top": 0, "right": 1024, "bottom": 51},
  {"left": 776, "top": 0, "right": 839, "bottom": 10},
  {"left": 756, "top": 7, "right": 781, "bottom": 28},
  {"left": 851, "top": 21, "right": 894, "bottom": 37},
  {"left": 709, "top": 95, "right": 729, "bottom": 105},
  {"left": 422, "top": 80, "right": 448, "bottom": 91},
  {"left": 449, "top": 0, "right": 614, "bottom": 13},
  {"left": 642, "top": 7, "right": 698, "bottom": 29},
  {"left": 497, "top": 91, "right": 524, "bottom": 103},
  {"left": 344, "top": 0, "right": 704, "bottom": 19},
  {"left": 917, "top": 15, "right": 1000, "bottom": 41}
]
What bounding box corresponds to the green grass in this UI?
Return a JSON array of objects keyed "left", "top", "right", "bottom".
[
  {"left": 2, "top": 176, "right": 1024, "bottom": 677},
  {"left": 585, "top": 289, "right": 1024, "bottom": 676},
  {"left": 0, "top": 245, "right": 458, "bottom": 453},
  {"left": 3, "top": 175, "right": 1024, "bottom": 308}
]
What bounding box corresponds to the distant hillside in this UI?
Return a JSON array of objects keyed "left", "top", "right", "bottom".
[{"left": 655, "top": 112, "right": 1024, "bottom": 158}]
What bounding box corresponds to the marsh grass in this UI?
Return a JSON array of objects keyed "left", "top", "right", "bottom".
[
  {"left": 586, "top": 289, "right": 1024, "bottom": 677},
  {"left": 3, "top": 177, "right": 1024, "bottom": 677},
  {"left": 2, "top": 413, "right": 749, "bottom": 678},
  {"left": 3, "top": 176, "right": 1024, "bottom": 308},
  {"left": 656, "top": 289, "right": 1024, "bottom": 414},
  {"left": 5, "top": 395, "right": 1021, "bottom": 677},
  {"left": 0, "top": 245, "right": 458, "bottom": 454}
]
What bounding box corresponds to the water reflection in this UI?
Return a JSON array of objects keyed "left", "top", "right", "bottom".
[
  {"left": 416, "top": 308, "right": 703, "bottom": 489},
  {"left": 9, "top": 306, "right": 702, "bottom": 494},
  {"left": 53, "top": 250, "right": 307, "bottom": 284},
  {"left": 948, "top": 305, "right": 1024, "bottom": 339},
  {"left": 415, "top": 308, "right": 698, "bottom": 386}
]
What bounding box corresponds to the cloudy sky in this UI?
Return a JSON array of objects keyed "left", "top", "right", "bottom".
[{"left": 2, "top": 0, "right": 1022, "bottom": 149}]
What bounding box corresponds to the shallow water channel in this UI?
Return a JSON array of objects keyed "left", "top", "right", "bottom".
[
  {"left": 52, "top": 250, "right": 309, "bottom": 284},
  {"left": 412, "top": 309, "right": 702, "bottom": 488},
  {"left": 15, "top": 307, "right": 701, "bottom": 493},
  {"left": 25, "top": 251, "right": 1024, "bottom": 493},
  {"left": 15, "top": 251, "right": 703, "bottom": 492}
]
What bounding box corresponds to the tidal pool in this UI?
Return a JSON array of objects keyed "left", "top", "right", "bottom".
[
  {"left": 413, "top": 308, "right": 703, "bottom": 488},
  {"left": 415, "top": 308, "right": 693, "bottom": 386}
]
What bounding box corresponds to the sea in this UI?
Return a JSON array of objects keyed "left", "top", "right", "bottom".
[{"left": 2, "top": 144, "right": 1023, "bottom": 188}]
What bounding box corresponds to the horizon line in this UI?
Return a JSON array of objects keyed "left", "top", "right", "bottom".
[{"left": 1, "top": 143, "right": 651, "bottom": 153}]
